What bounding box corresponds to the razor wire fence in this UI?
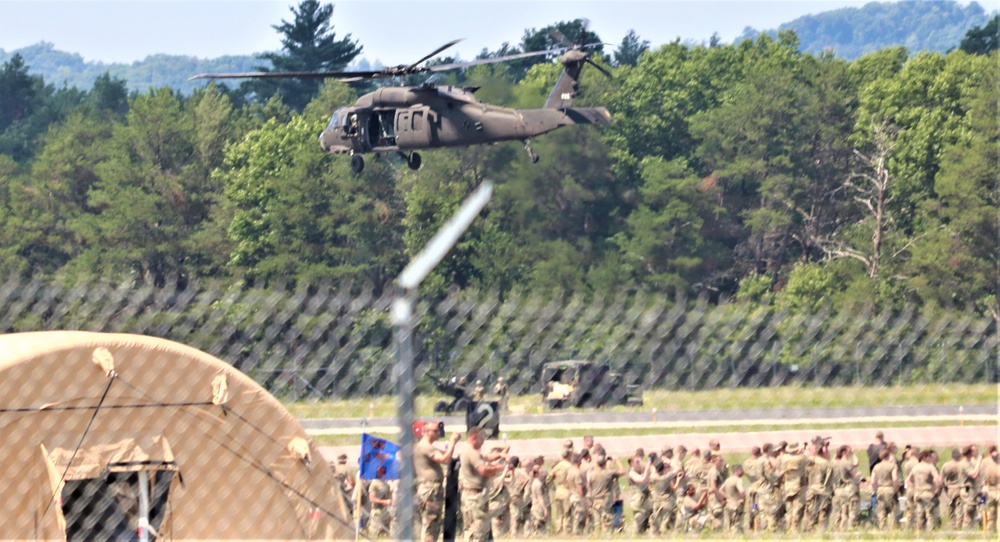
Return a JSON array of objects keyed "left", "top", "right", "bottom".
[{"left": 1, "top": 274, "right": 996, "bottom": 404}]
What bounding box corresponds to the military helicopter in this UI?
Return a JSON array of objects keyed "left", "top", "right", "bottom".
[{"left": 192, "top": 34, "right": 612, "bottom": 173}]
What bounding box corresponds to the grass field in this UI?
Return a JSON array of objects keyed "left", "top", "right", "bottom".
[{"left": 285, "top": 382, "right": 998, "bottom": 419}]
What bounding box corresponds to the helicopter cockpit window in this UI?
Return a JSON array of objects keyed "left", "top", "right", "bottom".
[{"left": 326, "top": 113, "right": 340, "bottom": 131}]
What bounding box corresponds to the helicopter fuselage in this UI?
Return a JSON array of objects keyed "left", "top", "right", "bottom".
[{"left": 319, "top": 84, "right": 610, "bottom": 156}]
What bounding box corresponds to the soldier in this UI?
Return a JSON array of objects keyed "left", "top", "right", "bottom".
[
  {"left": 761, "top": 442, "right": 784, "bottom": 532},
  {"left": 871, "top": 448, "right": 899, "bottom": 530},
  {"left": 487, "top": 449, "right": 512, "bottom": 538},
  {"left": 368, "top": 467, "right": 392, "bottom": 538},
  {"left": 529, "top": 464, "right": 549, "bottom": 534},
  {"left": 742, "top": 446, "right": 767, "bottom": 531},
  {"left": 779, "top": 441, "right": 808, "bottom": 531},
  {"left": 831, "top": 445, "right": 861, "bottom": 531},
  {"left": 940, "top": 448, "right": 964, "bottom": 528},
  {"left": 649, "top": 459, "right": 681, "bottom": 534},
  {"left": 721, "top": 464, "right": 746, "bottom": 532},
  {"left": 981, "top": 445, "right": 999, "bottom": 534},
  {"left": 905, "top": 449, "right": 941, "bottom": 531},
  {"left": 867, "top": 430, "right": 887, "bottom": 475},
  {"left": 626, "top": 453, "right": 654, "bottom": 534},
  {"left": 958, "top": 444, "right": 984, "bottom": 529},
  {"left": 492, "top": 377, "right": 509, "bottom": 413},
  {"left": 680, "top": 483, "right": 711, "bottom": 531},
  {"left": 546, "top": 447, "right": 573, "bottom": 533},
  {"left": 587, "top": 453, "right": 619, "bottom": 534},
  {"left": 505, "top": 456, "right": 532, "bottom": 537},
  {"left": 472, "top": 380, "right": 485, "bottom": 402},
  {"left": 900, "top": 445, "right": 920, "bottom": 529},
  {"left": 331, "top": 453, "right": 356, "bottom": 516},
  {"left": 705, "top": 453, "right": 726, "bottom": 530},
  {"left": 804, "top": 437, "right": 835, "bottom": 531},
  {"left": 458, "top": 427, "right": 507, "bottom": 542},
  {"left": 567, "top": 452, "right": 588, "bottom": 535},
  {"left": 413, "top": 422, "right": 461, "bottom": 542}
]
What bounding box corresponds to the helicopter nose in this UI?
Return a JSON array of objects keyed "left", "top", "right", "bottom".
[{"left": 319, "top": 130, "right": 332, "bottom": 151}]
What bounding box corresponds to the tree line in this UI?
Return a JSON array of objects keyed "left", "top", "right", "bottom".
[{"left": 0, "top": 1, "right": 997, "bottom": 328}]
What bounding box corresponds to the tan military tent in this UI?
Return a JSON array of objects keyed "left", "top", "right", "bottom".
[{"left": 0, "top": 331, "right": 352, "bottom": 540}]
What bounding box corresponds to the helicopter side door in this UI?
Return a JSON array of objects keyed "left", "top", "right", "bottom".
[{"left": 394, "top": 107, "right": 434, "bottom": 150}]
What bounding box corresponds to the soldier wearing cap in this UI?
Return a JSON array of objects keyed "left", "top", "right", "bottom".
[
  {"left": 804, "top": 436, "right": 835, "bottom": 531},
  {"left": 458, "top": 427, "right": 507, "bottom": 542},
  {"left": 413, "top": 422, "right": 461, "bottom": 542},
  {"left": 779, "top": 441, "right": 808, "bottom": 531},
  {"left": 331, "top": 453, "right": 356, "bottom": 516},
  {"left": 472, "top": 380, "right": 485, "bottom": 402}
]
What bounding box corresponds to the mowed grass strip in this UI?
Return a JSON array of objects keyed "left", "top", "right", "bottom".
[{"left": 285, "top": 383, "right": 998, "bottom": 419}]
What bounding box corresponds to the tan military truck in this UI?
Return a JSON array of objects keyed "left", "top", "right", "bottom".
[{"left": 541, "top": 360, "right": 643, "bottom": 409}]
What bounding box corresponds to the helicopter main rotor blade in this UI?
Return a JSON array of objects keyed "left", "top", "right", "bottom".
[
  {"left": 426, "top": 48, "right": 566, "bottom": 72},
  {"left": 585, "top": 58, "right": 613, "bottom": 79},
  {"left": 406, "top": 39, "right": 464, "bottom": 71},
  {"left": 188, "top": 70, "right": 383, "bottom": 81}
]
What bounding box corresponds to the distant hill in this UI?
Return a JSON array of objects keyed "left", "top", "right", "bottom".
[
  {"left": 0, "top": 42, "right": 264, "bottom": 94},
  {"left": 1, "top": 1, "right": 994, "bottom": 94},
  {"left": 738, "top": 0, "right": 993, "bottom": 59}
]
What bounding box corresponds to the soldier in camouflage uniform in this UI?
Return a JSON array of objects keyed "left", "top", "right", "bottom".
[
  {"left": 742, "top": 446, "right": 767, "bottom": 531},
  {"left": 831, "top": 445, "right": 861, "bottom": 531},
  {"left": 413, "top": 423, "right": 461, "bottom": 542},
  {"left": 458, "top": 427, "right": 507, "bottom": 542},
  {"left": 981, "top": 445, "right": 999, "bottom": 534},
  {"left": 566, "top": 452, "right": 588, "bottom": 535},
  {"left": 779, "top": 441, "right": 808, "bottom": 532},
  {"left": 940, "top": 448, "right": 964, "bottom": 528},
  {"left": 803, "top": 437, "right": 835, "bottom": 531},
  {"left": 487, "top": 450, "right": 512, "bottom": 538},
  {"left": 505, "top": 456, "right": 532, "bottom": 537},
  {"left": 587, "top": 453, "right": 619, "bottom": 534},
  {"left": 367, "top": 469, "right": 392, "bottom": 538}
]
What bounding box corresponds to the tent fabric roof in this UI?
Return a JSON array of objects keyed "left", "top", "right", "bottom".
[{"left": 0, "top": 331, "right": 352, "bottom": 540}]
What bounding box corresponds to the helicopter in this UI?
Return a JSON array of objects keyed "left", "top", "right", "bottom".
[{"left": 191, "top": 34, "right": 612, "bottom": 173}]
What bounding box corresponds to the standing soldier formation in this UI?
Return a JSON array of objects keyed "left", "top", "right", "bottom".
[{"left": 387, "top": 429, "right": 996, "bottom": 539}]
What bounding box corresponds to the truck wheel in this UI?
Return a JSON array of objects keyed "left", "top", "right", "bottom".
[{"left": 434, "top": 400, "right": 449, "bottom": 413}]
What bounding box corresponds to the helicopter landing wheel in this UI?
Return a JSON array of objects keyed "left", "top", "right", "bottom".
[
  {"left": 407, "top": 152, "right": 422, "bottom": 170},
  {"left": 350, "top": 154, "right": 364, "bottom": 174}
]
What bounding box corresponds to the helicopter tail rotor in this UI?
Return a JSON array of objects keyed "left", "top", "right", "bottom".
[{"left": 543, "top": 20, "right": 611, "bottom": 110}]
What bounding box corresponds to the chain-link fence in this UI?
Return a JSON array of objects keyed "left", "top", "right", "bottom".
[{"left": 1, "top": 274, "right": 997, "bottom": 539}]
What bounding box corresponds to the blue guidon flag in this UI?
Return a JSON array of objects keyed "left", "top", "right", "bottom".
[{"left": 359, "top": 433, "right": 400, "bottom": 480}]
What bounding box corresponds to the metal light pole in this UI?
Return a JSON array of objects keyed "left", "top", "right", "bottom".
[{"left": 391, "top": 182, "right": 493, "bottom": 541}]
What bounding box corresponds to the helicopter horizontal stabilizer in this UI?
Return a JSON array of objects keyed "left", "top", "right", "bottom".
[{"left": 564, "top": 107, "right": 613, "bottom": 125}]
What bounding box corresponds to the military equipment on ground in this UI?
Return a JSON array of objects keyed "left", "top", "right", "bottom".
[
  {"left": 541, "top": 360, "right": 642, "bottom": 409},
  {"left": 429, "top": 374, "right": 472, "bottom": 414},
  {"left": 191, "top": 30, "right": 611, "bottom": 173}
]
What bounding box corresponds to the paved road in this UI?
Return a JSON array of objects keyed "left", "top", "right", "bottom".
[{"left": 300, "top": 403, "right": 998, "bottom": 435}]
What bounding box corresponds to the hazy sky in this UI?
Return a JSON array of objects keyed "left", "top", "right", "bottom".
[{"left": 0, "top": 1, "right": 956, "bottom": 65}]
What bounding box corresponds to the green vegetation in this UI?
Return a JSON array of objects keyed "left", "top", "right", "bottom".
[{"left": 0, "top": 2, "right": 996, "bottom": 400}]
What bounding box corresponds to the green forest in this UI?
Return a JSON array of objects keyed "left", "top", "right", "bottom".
[{"left": 0, "top": 1, "right": 997, "bottom": 327}]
